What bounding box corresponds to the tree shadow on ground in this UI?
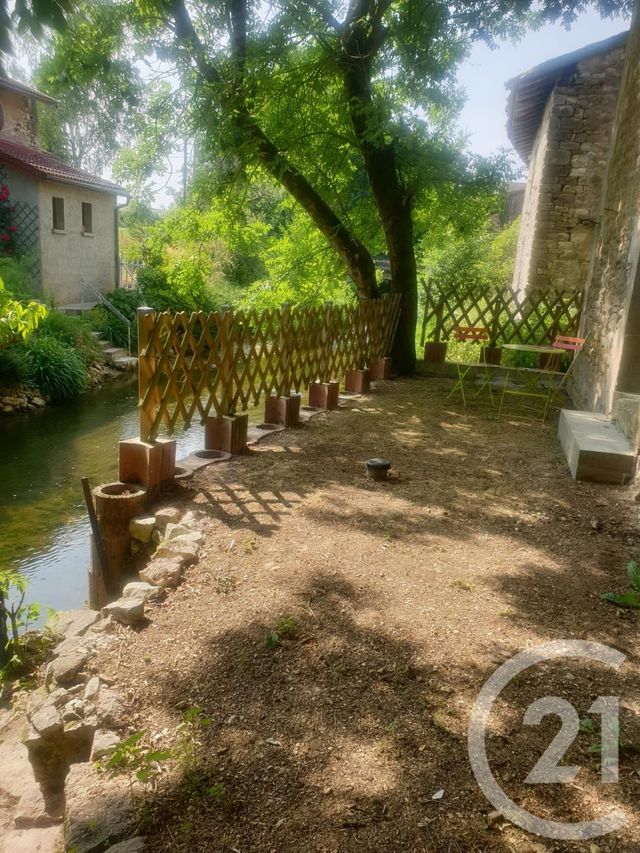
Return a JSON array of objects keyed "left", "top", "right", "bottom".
[{"left": 119, "top": 570, "right": 640, "bottom": 852}]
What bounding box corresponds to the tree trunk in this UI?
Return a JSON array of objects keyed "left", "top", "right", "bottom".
[{"left": 340, "top": 23, "right": 418, "bottom": 374}]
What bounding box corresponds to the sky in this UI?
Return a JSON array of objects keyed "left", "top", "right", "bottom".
[{"left": 455, "top": 9, "right": 631, "bottom": 172}]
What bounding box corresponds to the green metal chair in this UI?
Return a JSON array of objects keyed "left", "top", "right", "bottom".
[
  {"left": 447, "top": 326, "right": 498, "bottom": 408},
  {"left": 497, "top": 334, "right": 587, "bottom": 422}
]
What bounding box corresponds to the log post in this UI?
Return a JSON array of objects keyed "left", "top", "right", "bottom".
[{"left": 92, "top": 483, "right": 147, "bottom": 598}]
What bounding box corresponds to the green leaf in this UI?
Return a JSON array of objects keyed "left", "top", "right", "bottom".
[
  {"left": 627, "top": 559, "right": 640, "bottom": 592},
  {"left": 601, "top": 591, "right": 640, "bottom": 609}
]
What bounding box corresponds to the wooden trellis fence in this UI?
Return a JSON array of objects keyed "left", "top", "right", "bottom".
[
  {"left": 137, "top": 295, "right": 401, "bottom": 442},
  {"left": 420, "top": 281, "right": 583, "bottom": 347}
]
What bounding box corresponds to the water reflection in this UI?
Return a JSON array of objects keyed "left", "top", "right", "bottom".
[{"left": 0, "top": 376, "right": 204, "bottom": 614}]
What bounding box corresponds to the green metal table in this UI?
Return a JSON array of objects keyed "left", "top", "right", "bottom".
[{"left": 498, "top": 343, "right": 563, "bottom": 421}]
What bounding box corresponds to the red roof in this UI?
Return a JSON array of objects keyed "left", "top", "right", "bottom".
[{"left": 0, "top": 137, "right": 127, "bottom": 195}]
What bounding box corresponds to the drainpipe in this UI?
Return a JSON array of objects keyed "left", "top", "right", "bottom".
[{"left": 114, "top": 193, "right": 130, "bottom": 289}]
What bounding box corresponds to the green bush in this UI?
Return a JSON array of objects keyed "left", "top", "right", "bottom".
[
  {"left": 89, "top": 289, "right": 141, "bottom": 349},
  {"left": 0, "top": 345, "right": 30, "bottom": 387},
  {"left": 38, "top": 311, "right": 102, "bottom": 365},
  {"left": 25, "top": 336, "right": 87, "bottom": 401}
]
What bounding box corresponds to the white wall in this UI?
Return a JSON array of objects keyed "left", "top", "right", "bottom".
[{"left": 38, "top": 181, "right": 117, "bottom": 306}]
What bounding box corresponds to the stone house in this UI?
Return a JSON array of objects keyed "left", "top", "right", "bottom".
[
  {"left": 507, "top": 4, "right": 640, "bottom": 474},
  {"left": 507, "top": 31, "right": 627, "bottom": 296},
  {"left": 0, "top": 76, "right": 127, "bottom": 306}
]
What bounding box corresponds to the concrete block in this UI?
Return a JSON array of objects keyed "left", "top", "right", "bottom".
[
  {"left": 308, "top": 381, "right": 339, "bottom": 410},
  {"left": 205, "top": 413, "right": 248, "bottom": 454},
  {"left": 558, "top": 409, "right": 638, "bottom": 484},
  {"left": 369, "top": 357, "right": 392, "bottom": 381},
  {"left": 344, "top": 369, "right": 371, "bottom": 394},
  {"left": 264, "top": 393, "right": 301, "bottom": 427}
]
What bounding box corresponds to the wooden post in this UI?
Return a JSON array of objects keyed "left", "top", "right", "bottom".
[
  {"left": 92, "top": 483, "right": 147, "bottom": 598},
  {"left": 137, "top": 306, "right": 156, "bottom": 443}
]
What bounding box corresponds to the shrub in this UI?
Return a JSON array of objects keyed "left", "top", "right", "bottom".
[
  {"left": 0, "top": 344, "right": 30, "bottom": 387},
  {"left": 38, "top": 311, "right": 102, "bottom": 365},
  {"left": 25, "top": 336, "right": 87, "bottom": 401},
  {"left": 89, "top": 289, "right": 141, "bottom": 350}
]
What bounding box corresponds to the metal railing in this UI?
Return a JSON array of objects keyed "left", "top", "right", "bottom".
[{"left": 81, "top": 278, "right": 132, "bottom": 356}]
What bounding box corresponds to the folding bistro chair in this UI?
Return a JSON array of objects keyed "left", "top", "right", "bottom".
[
  {"left": 447, "top": 326, "right": 498, "bottom": 408},
  {"left": 547, "top": 333, "right": 588, "bottom": 408}
]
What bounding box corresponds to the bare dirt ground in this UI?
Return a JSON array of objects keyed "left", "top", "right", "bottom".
[{"left": 96, "top": 376, "right": 640, "bottom": 852}]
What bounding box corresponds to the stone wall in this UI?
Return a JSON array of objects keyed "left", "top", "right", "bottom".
[
  {"left": 571, "top": 5, "right": 640, "bottom": 413},
  {"left": 512, "top": 43, "right": 626, "bottom": 295},
  {"left": 0, "top": 90, "right": 39, "bottom": 148},
  {"left": 38, "top": 181, "right": 117, "bottom": 306}
]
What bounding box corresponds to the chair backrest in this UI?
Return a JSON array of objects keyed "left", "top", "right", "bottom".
[
  {"left": 551, "top": 334, "right": 586, "bottom": 352},
  {"left": 453, "top": 326, "right": 488, "bottom": 343}
]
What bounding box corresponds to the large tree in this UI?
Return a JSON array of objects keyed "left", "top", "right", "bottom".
[{"left": 25, "top": 0, "right": 633, "bottom": 372}]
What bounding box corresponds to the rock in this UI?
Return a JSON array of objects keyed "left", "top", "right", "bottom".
[
  {"left": 122, "top": 581, "right": 165, "bottom": 603},
  {"left": 170, "top": 531, "right": 205, "bottom": 548},
  {"left": 128, "top": 516, "right": 156, "bottom": 543},
  {"left": 151, "top": 529, "right": 162, "bottom": 545},
  {"left": 164, "top": 522, "right": 196, "bottom": 540},
  {"left": 101, "top": 598, "right": 146, "bottom": 626},
  {"left": 14, "top": 782, "right": 56, "bottom": 828},
  {"left": 31, "top": 396, "right": 46, "bottom": 407},
  {"left": 105, "top": 838, "right": 146, "bottom": 852},
  {"left": 139, "top": 557, "right": 183, "bottom": 588},
  {"left": 96, "top": 690, "right": 127, "bottom": 729},
  {"left": 180, "top": 509, "right": 202, "bottom": 529},
  {"left": 1, "top": 826, "right": 63, "bottom": 853},
  {"left": 49, "top": 650, "right": 88, "bottom": 685},
  {"left": 30, "top": 705, "right": 63, "bottom": 738},
  {"left": 90, "top": 729, "right": 121, "bottom": 761},
  {"left": 52, "top": 634, "right": 94, "bottom": 659},
  {"left": 50, "top": 609, "right": 100, "bottom": 639},
  {"left": 64, "top": 762, "right": 134, "bottom": 853},
  {"left": 61, "top": 698, "right": 95, "bottom": 723},
  {"left": 154, "top": 506, "right": 181, "bottom": 531},
  {"left": 154, "top": 540, "right": 199, "bottom": 566},
  {"left": 84, "top": 676, "right": 101, "bottom": 702},
  {"left": 0, "top": 719, "right": 36, "bottom": 801},
  {"left": 63, "top": 717, "right": 98, "bottom": 764}
]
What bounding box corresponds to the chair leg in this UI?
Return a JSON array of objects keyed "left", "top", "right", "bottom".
[{"left": 497, "top": 369, "right": 509, "bottom": 417}]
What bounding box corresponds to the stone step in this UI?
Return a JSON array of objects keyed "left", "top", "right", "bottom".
[
  {"left": 558, "top": 409, "right": 638, "bottom": 484},
  {"left": 90, "top": 331, "right": 102, "bottom": 338},
  {"left": 58, "top": 301, "right": 98, "bottom": 315},
  {"left": 613, "top": 392, "right": 640, "bottom": 450},
  {"left": 113, "top": 356, "right": 138, "bottom": 371},
  {"left": 103, "top": 347, "right": 128, "bottom": 362}
]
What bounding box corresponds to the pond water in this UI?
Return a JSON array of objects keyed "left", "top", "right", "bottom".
[{"left": 0, "top": 376, "right": 206, "bottom": 616}]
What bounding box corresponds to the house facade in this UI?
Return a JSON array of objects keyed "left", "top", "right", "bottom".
[
  {"left": 506, "top": 2, "right": 640, "bottom": 447},
  {"left": 0, "top": 77, "right": 127, "bottom": 306},
  {"left": 507, "top": 32, "right": 627, "bottom": 296}
]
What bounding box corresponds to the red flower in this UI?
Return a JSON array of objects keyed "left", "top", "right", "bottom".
[{"left": 1, "top": 233, "right": 10, "bottom": 241}]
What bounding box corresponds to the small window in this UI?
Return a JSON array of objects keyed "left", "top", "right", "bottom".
[
  {"left": 81, "top": 202, "right": 93, "bottom": 234},
  {"left": 52, "top": 197, "right": 65, "bottom": 231}
]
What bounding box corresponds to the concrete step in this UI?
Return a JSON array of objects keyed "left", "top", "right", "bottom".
[
  {"left": 90, "top": 330, "right": 102, "bottom": 338},
  {"left": 558, "top": 409, "right": 638, "bottom": 484},
  {"left": 59, "top": 301, "right": 98, "bottom": 315},
  {"left": 113, "top": 355, "right": 138, "bottom": 371},
  {"left": 613, "top": 392, "right": 640, "bottom": 451},
  {"left": 103, "top": 347, "right": 128, "bottom": 362}
]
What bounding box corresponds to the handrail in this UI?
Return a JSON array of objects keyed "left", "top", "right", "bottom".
[{"left": 81, "top": 278, "right": 132, "bottom": 355}]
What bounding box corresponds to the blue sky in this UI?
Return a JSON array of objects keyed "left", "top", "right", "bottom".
[{"left": 455, "top": 9, "right": 631, "bottom": 170}]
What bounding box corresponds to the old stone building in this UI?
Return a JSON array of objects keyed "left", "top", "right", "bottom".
[
  {"left": 571, "top": 4, "right": 640, "bottom": 421},
  {"left": 507, "top": 32, "right": 627, "bottom": 295},
  {"left": 0, "top": 77, "right": 127, "bottom": 306}
]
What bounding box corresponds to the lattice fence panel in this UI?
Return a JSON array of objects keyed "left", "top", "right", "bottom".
[
  {"left": 139, "top": 294, "right": 401, "bottom": 441},
  {"left": 420, "top": 281, "right": 583, "bottom": 347}
]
